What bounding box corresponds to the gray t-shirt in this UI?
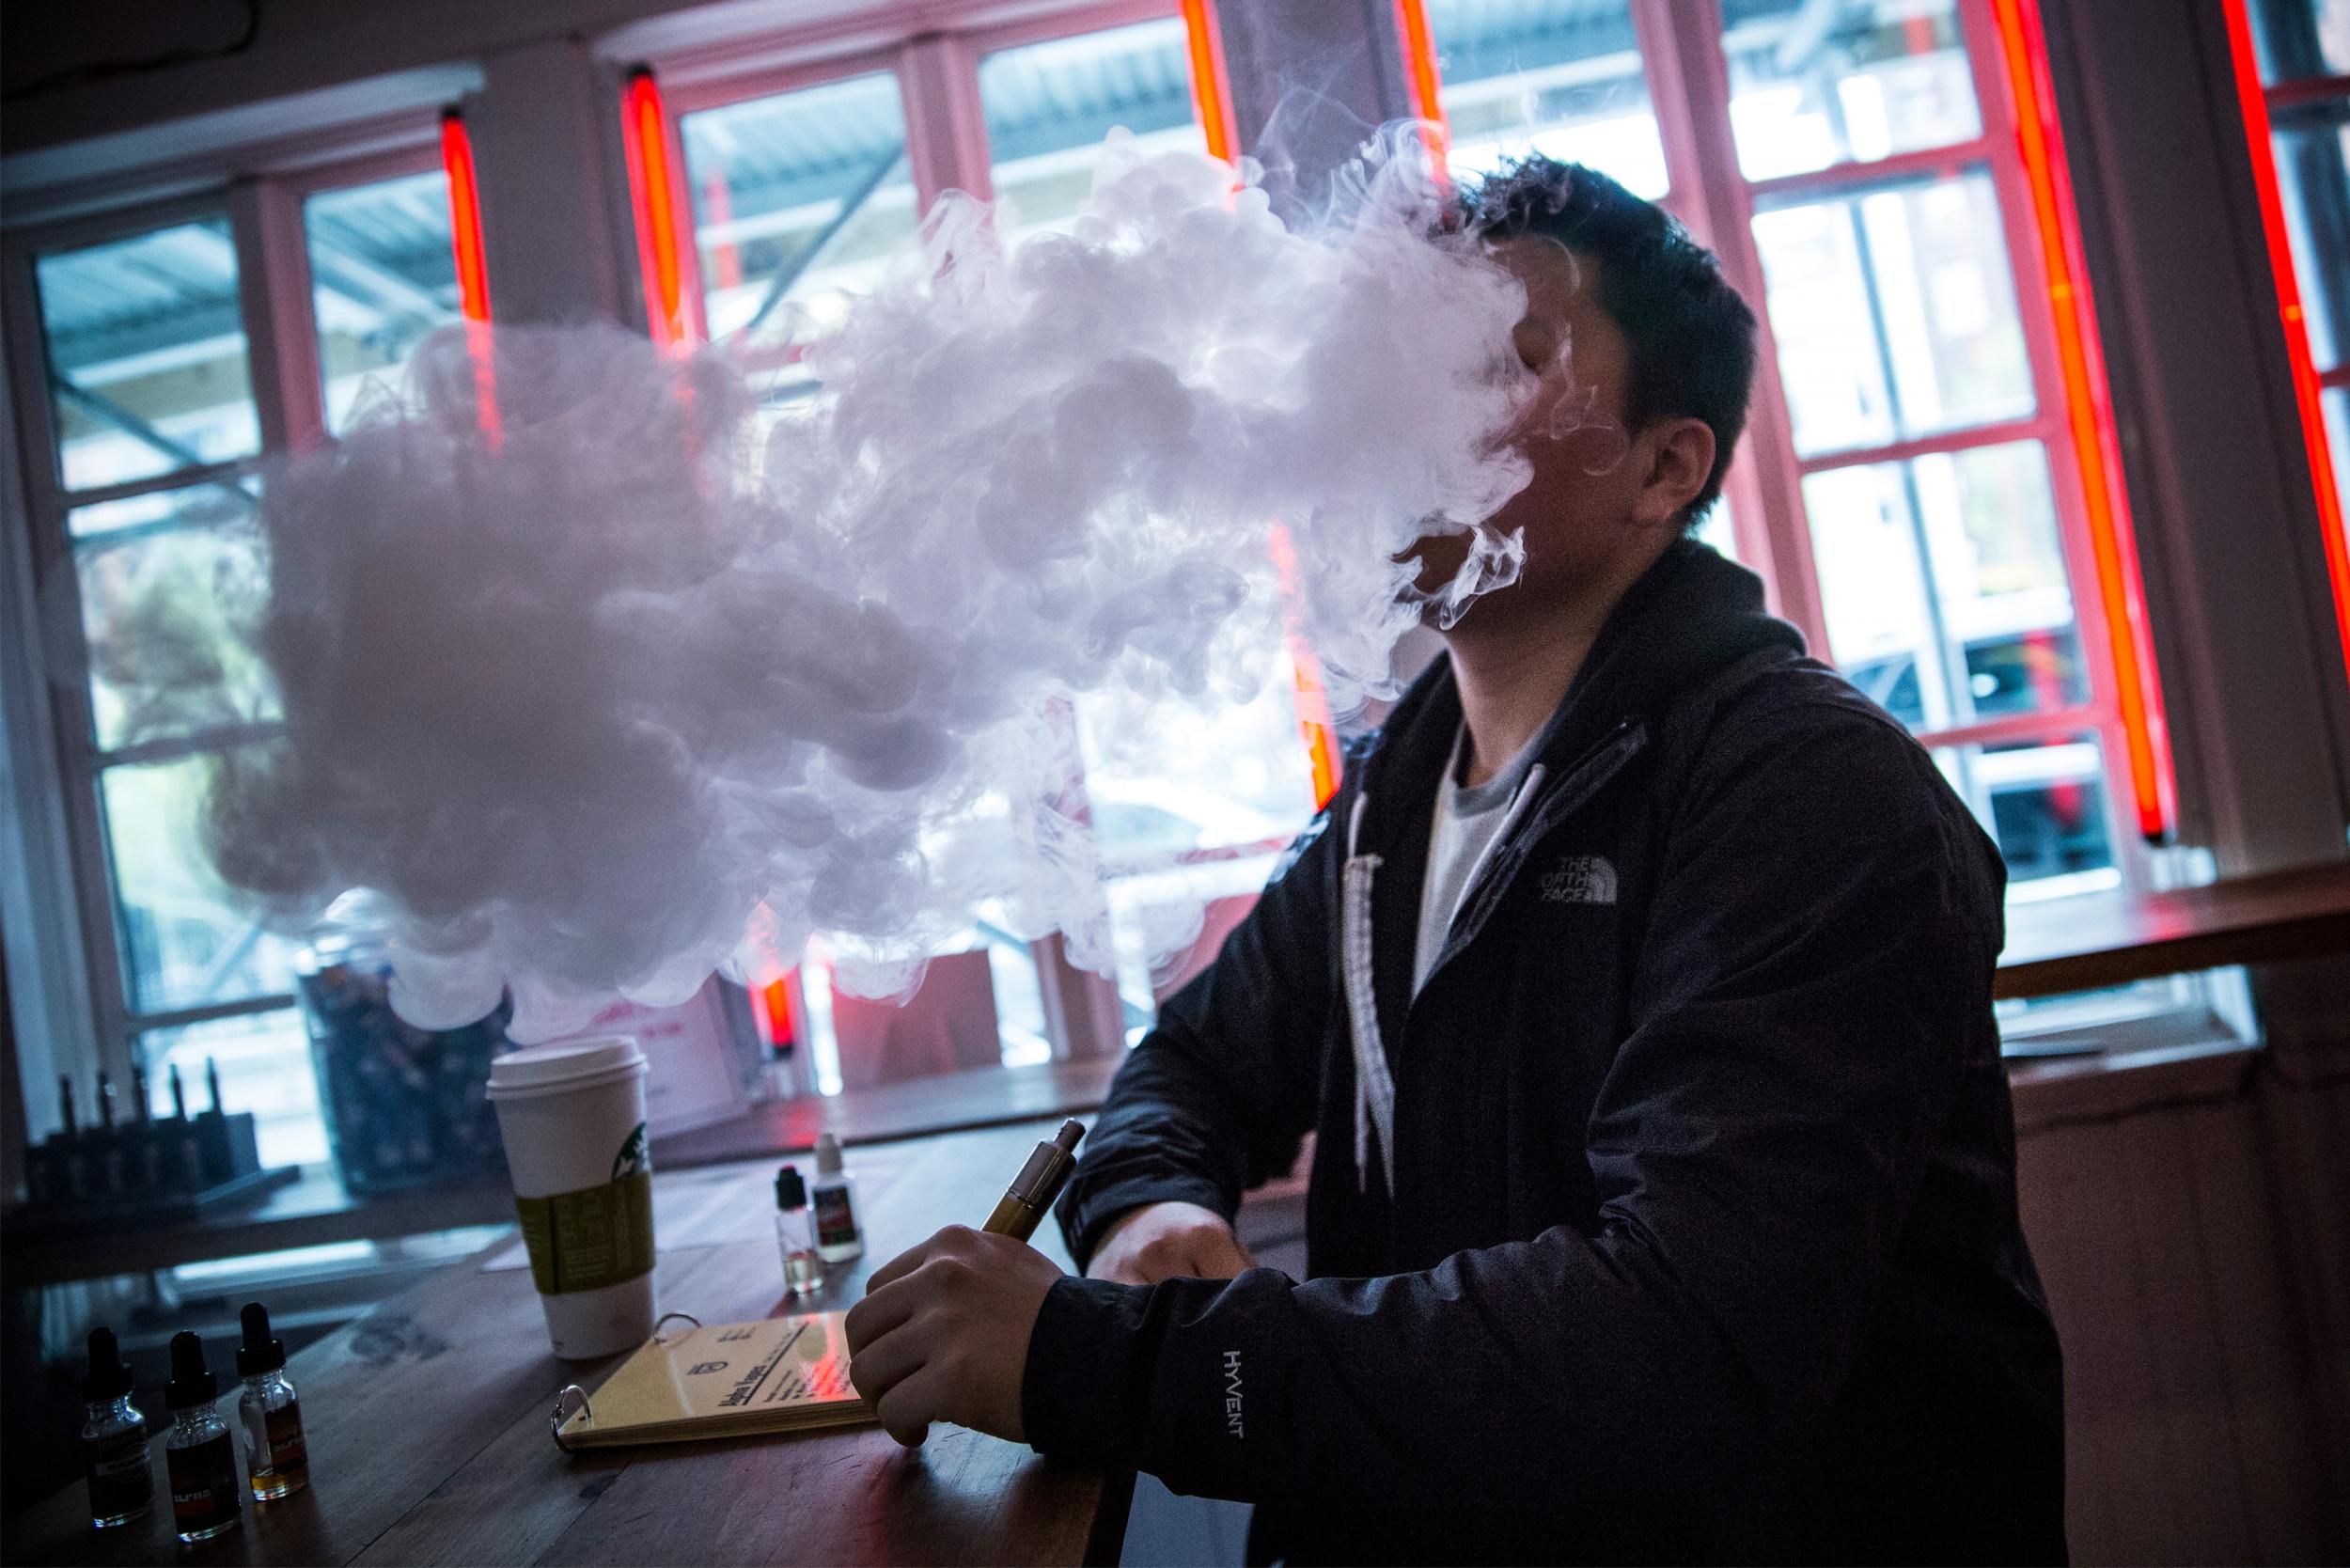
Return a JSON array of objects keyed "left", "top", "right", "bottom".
[{"left": 1412, "top": 728, "right": 1537, "bottom": 995}]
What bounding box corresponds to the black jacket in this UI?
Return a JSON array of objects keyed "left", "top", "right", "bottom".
[{"left": 1024, "top": 541, "right": 2066, "bottom": 1565}]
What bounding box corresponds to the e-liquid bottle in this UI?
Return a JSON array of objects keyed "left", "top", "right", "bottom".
[
  {"left": 775, "top": 1164, "right": 824, "bottom": 1298},
  {"left": 80, "top": 1327, "right": 152, "bottom": 1529},
  {"left": 162, "top": 1331, "right": 241, "bottom": 1543},
  {"left": 810, "top": 1134, "right": 865, "bottom": 1263},
  {"left": 235, "top": 1303, "right": 308, "bottom": 1500}
]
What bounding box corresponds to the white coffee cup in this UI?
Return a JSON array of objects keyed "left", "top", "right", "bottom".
[{"left": 486, "top": 1037, "right": 657, "bottom": 1359}]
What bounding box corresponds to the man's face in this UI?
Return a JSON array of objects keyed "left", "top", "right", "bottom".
[{"left": 1406, "top": 237, "right": 1684, "bottom": 617}]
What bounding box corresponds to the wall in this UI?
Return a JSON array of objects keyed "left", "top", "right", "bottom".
[{"left": 2012, "top": 973, "right": 2350, "bottom": 1564}]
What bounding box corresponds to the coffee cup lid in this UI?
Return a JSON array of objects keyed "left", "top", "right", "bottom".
[{"left": 486, "top": 1036, "right": 646, "bottom": 1100}]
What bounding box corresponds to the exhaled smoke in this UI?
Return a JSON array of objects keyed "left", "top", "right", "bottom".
[{"left": 193, "top": 130, "right": 1543, "bottom": 1039}]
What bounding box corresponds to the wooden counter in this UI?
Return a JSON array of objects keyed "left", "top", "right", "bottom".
[
  {"left": 3, "top": 1119, "right": 1130, "bottom": 1568},
  {"left": 1995, "top": 859, "right": 2350, "bottom": 1000}
]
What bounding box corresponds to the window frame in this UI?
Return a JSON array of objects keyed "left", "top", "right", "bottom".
[
  {"left": 1, "top": 126, "right": 451, "bottom": 1119},
  {"left": 1616, "top": 0, "right": 2153, "bottom": 898},
  {"left": 2225, "top": 0, "right": 2350, "bottom": 690}
]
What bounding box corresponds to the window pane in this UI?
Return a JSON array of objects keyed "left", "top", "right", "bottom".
[
  {"left": 306, "top": 168, "right": 462, "bottom": 435},
  {"left": 35, "top": 218, "right": 260, "bottom": 493},
  {"left": 102, "top": 752, "right": 302, "bottom": 1016},
  {"left": 2273, "top": 112, "right": 2350, "bottom": 373},
  {"left": 980, "top": 19, "right": 1206, "bottom": 241},
  {"left": 2251, "top": 0, "right": 2350, "bottom": 82},
  {"left": 1721, "top": 0, "right": 1982, "bottom": 180},
  {"left": 139, "top": 1009, "right": 325, "bottom": 1170},
  {"left": 1806, "top": 441, "right": 2086, "bottom": 732},
  {"left": 71, "top": 481, "right": 275, "bottom": 751},
  {"left": 1426, "top": 0, "right": 1668, "bottom": 199},
  {"left": 679, "top": 71, "right": 919, "bottom": 398},
  {"left": 1935, "top": 732, "right": 2120, "bottom": 901},
  {"left": 1753, "top": 170, "right": 2034, "bottom": 456}
]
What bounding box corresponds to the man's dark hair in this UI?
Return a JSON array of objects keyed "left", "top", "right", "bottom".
[{"left": 1456, "top": 156, "right": 1758, "bottom": 526}]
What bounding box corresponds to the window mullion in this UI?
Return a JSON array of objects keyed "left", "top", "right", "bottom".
[
  {"left": 233, "top": 177, "right": 329, "bottom": 454},
  {"left": 130, "top": 996, "right": 300, "bottom": 1036},
  {"left": 1636, "top": 0, "right": 1832, "bottom": 658},
  {"left": 900, "top": 33, "right": 993, "bottom": 210},
  {"left": 228, "top": 180, "right": 304, "bottom": 457},
  {"left": 1744, "top": 137, "right": 2000, "bottom": 205},
  {"left": 1, "top": 239, "right": 138, "bottom": 1099},
  {"left": 55, "top": 455, "right": 257, "bottom": 513}
]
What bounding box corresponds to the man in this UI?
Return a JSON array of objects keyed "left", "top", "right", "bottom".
[{"left": 844, "top": 158, "right": 2067, "bottom": 1565}]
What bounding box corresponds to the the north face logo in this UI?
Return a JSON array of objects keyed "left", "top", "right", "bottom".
[{"left": 1538, "top": 854, "right": 1617, "bottom": 905}]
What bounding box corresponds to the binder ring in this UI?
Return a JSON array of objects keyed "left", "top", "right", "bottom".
[
  {"left": 652, "top": 1311, "right": 702, "bottom": 1342},
  {"left": 550, "top": 1385, "right": 591, "bottom": 1451}
]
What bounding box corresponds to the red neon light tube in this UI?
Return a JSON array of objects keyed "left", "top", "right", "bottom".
[
  {"left": 1175, "top": 4, "right": 1342, "bottom": 806},
  {"left": 1268, "top": 526, "right": 1344, "bottom": 810},
  {"left": 2218, "top": 0, "right": 2350, "bottom": 695},
  {"left": 1178, "top": 0, "right": 1238, "bottom": 165},
  {"left": 440, "top": 113, "right": 493, "bottom": 323},
  {"left": 1392, "top": 0, "right": 1450, "bottom": 174},
  {"left": 1988, "top": 0, "right": 2173, "bottom": 840},
  {"left": 439, "top": 109, "right": 500, "bottom": 446},
  {"left": 621, "top": 69, "right": 701, "bottom": 352}
]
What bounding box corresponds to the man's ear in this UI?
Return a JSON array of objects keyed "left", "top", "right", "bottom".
[{"left": 1632, "top": 417, "right": 1716, "bottom": 529}]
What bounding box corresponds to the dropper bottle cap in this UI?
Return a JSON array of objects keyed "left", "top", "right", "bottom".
[
  {"left": 815, "top": 1133, "right": 843, "bottom": 1177},
  {"left": 775, "top": 1164, "right": 808, "bottom": 1211},
  {"left": 164, "top": 1331, "right": 218, "bottom": 1408},
  {"left": 236, "top": 1302, "right": 286, "bottom": 1377},
  {"left": 83, "top": 1326, "right": 135, "bottom": 1402}
]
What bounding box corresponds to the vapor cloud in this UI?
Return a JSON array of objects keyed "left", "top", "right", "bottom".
[{"left": 192, "top": 131, "right": 1541, "bottom": 1037}]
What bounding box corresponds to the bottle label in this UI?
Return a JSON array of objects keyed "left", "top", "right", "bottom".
[
  {"left": 813, "top": 1185, "right": 858, "bottom": 1248},
  {"left": 85, "top": 1427, "right": 152, "bottom": 1515},
  {"left": 514, "top": 1170, "right": 655, "bottom": 1294},
  {"left": 87, "top": 1427, "right": 149, "bottom": 1480},
  {"left": 167, "top": 1432, "right": 238, "bottom": 1529},
  {"left": 265, "top": 1403, "right": 307, "bottom": 1473}
]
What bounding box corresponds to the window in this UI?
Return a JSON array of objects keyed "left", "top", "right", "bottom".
[
  {"left": 2229, "top": 0, "right": 2350, "bottom": 668},
  {"left": 1426, "top": 0, "right": 1668, "bottom": 197},
  {"left": 678, "top": 71, "right": 919, "bottom": 402},
  {"left": 9, "top": 139, "right": 474, "bottom": 1168},
  {"left": 979, "top": 18, "right": 1209, "bottom": 237},
  {"left": 304, "top": 168, "right": 462, "bottom": 433},
  {"left": 1720, "top": 0, "right": 1981, "bottom": 179},
  {"left": 20, "top": 210, "right": 315, "bottom": 1165},
  {"left": 1424, "top": 0, "right": 2145, "bottom": 902}
]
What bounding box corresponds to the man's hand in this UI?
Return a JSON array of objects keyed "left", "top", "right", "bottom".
[
  {"left": 1087, "top": 1200, "right": 1255, "bottom": 1286},
  {"left": 843, "top": 1225, "right": 1062, "bottom": 1448}
]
